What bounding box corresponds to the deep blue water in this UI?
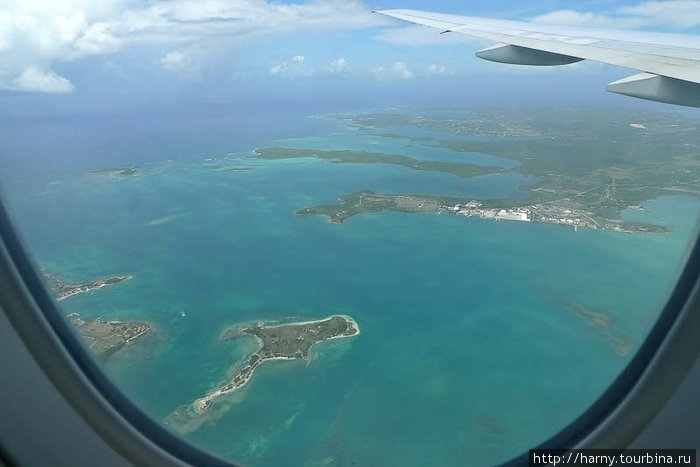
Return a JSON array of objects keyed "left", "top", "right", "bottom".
[{"left": 1, "top": 107, "right": 698, "bottom": 466}]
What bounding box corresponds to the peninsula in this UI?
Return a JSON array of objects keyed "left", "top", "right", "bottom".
[
  {"left": 255, "top": 147, "right": 500, "bottom": 179},
  {"left": 68, "top": 313, "right": 151, "bottom": 359},
  {"left": 45, "top": 274, "right": 133, "bottom": 301},
  {"left": 297, "top": 190, "right": 668, "bottom": 233},
  {"left": 190, "top": 315, "right": 359, "bottom": 415},
  {"left": 42, "top": 272, "right": 149, "bottom": 359}
]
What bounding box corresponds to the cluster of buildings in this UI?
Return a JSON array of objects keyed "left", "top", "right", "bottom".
[
  {"left": 443, "top": 200, "right": 606, "bottom": 232},
  {"left": 531, "top": 206, "right": 597, "bottom": 230},
  {"left": 446, "top": 201, "right": 532, "bottom": 222},
  {"left": 439, "top": 198, "right": 657, "bottom": 234}
]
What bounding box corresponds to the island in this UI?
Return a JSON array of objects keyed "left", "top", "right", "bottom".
[
  {"left": 43, "top": 272, "right": 148, "bottom": 359},
  {"left": 255, "top": 147, "right": 500, "bottom": 179},
  {"left": 177, "top": 315, "right": 359, "bottom": 418},
  {"left": 45, "top": 273, "right": 132, "bottom": 301},
  {"left": 68, "top": 313, "right": 151, "bottom": 359},
  {"left": 224, "top": 167, "right": 252, "bottom": 173},
  {"left": 297, "top": 190, "right": 668, "bottom": 233}
]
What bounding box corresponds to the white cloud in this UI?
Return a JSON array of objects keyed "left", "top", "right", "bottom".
[
  {"left": 274, "top": 57, "right": 451, "bottom": 80},
  {"left": 391, "top": 62, "right": 414, "bottom": 80},
  {"left": 372, "top": 61, "right": 414, "bottom": 81},
  {"left": 426, "top": 64, "right": 451, "bottom": 76},
  {"left": 269, "top": 54, "right": 314, "bottom": 78},
  {"left": 620, "top": 1, "right": 700, "bottom": 28},
  {"left": 532, "top": 1, "right": 700, "bottom": 29},
  {"left": 9, "top": 66, "right": 74, "bottom": 93},
  {"left": 158, "top": 50, "right": 201, "bottom": 77},
  {"left": 329, "top": 57, "right": 349, "bottom": 73},
  {"left": 0, "top": 0, "right": 391, "bottom": 92}
]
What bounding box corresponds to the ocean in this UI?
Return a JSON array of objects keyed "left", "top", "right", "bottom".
[{"left": 1, "top": 106, "right": 698, "bottom": 466}]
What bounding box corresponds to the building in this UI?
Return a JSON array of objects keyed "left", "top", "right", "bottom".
[{"left": 496, "top": 209, "right": 530, "bottom": 222}]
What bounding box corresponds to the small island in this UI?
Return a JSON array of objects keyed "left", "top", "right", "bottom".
[
  {"left": 86, "top": 167, "right": 139, "bottom": 176},
  {"left": 45, "top": 274, "right": 133, "bottom": 301},
  {"left": 224, "top": 167, "right": 252, "bottom": 173},
  {"left": 188, "top": 315, "right": 359, "bottom": 415},
  {"left": 67, "top": 313, "right": 150, "bottom": 359},
  {"left": 42, "top": 272, "right": 148, "bottom": 359}
]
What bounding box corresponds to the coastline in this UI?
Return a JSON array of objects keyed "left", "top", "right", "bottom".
[
  {"left": 260, "top": 314, "right": 361, "bottom": 333},
  {"left": 56, "top": 275, "right": 133, "bottom": 301},
  {"left": 192, "top": 315, "right": 360, "bottom": 414},
  {"left": 70, "top": 315, "right": 152, "bottom": 359}
]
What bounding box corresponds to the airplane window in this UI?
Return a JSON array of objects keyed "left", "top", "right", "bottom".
[{"left": 1, "top": 1, "right": 698, "bottom": 466}]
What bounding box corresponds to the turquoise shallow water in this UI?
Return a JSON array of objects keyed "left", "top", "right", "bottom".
[{"left": 2, "top": 108, "right": 699, "bottom": 466}]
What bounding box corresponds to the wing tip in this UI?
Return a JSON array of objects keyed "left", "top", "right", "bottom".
[{"left": 373, "top": 9, "right": 411, "bottom": 16}]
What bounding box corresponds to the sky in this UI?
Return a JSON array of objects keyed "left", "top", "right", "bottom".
[{"left": 1, "top": 0, "right": 700, "bottom": 114}]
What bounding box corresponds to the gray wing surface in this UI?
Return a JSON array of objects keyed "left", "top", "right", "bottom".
[{"left": 377, "top": 9, "right": 700, "bottom": 107}]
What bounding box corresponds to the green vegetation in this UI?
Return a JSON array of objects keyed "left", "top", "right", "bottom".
[
  {"left": 296, "top": 190, "right": 668, "bottom": 233},
  {"left": 68, "top": 314, "right": 150, "bottom": 360},
  {"left": 43, "top": 272, "right": 147, "bottom": 360},
  {"left": 255, "top": 147, "right": 501, "bottom": 179},
  {"left": 440, "top": 138, "right": 698, "bottom": 220},
  {"left": 173, "top": 316, "right": 359, "bottom": 420},
  {"left": 325, "top": 110, "right": 543, "bottom": 137},
  {"left": 297, "top": 190, "right": 463, "bottom": 224},
  {"left": 44, "top": 273, "right": 132, "bottom": 301},
  {"left": 297, "top": 108, "right": 700, "bottom": 230},
  {"left": 236, "top": 315, "right": 359, "bottom": 360}
]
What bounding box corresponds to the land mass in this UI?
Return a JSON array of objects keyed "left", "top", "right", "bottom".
[
  {"left": 290, "top": 108, "right": 700, "bottom": 232},
  {"left": 45, "top": 274, "right": 132, "bottom": 301},
  {"left": 43, "top": 272, "right": 148, "bottom": 359},
  {"left": 297, "top": 190, "right": 668, "bottom": 233},
  {"left": 255, "top": 147, "right": 500, "bottom": 179},
  {"left": 176, "top": 315, "right": 359, "bottom": 419},
  {"left": 68, "top": 313, "right": 151, "bottom": 360}
]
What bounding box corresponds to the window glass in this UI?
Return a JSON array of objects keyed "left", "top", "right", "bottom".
[{"left": 1, "top": 1, "right": 699, "bottom": 465}]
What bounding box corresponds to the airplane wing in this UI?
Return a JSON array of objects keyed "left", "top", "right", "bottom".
[{"left": 376, "top": 9, "right": 700, "bottom": 107}]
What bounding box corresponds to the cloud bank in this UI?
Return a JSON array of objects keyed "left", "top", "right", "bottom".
[{"left": 0, "top": 0, "right": 389, "bottom": 92}]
